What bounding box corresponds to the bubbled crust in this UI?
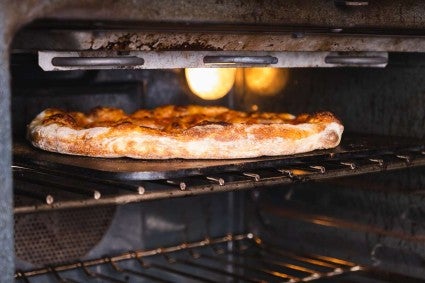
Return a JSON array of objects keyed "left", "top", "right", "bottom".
[{"left": 27, "top": 105, "right": 344, "bottom": 159}]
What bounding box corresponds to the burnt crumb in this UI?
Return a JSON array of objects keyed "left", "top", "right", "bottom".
[
  {"left": 96, "top": 34, "right": 222, "bottom": 51},
  {"left": 195, "top": 121, "right": 231, "bottom": 127},
  {"left": 103, "top": 34, "right": 135, "bottom": 51},
  {"left": 171, "top": 122, "right": 180, "bottom": 129},
  {"left": 154, "top": 41, "right": 223, "bottom": 51}
]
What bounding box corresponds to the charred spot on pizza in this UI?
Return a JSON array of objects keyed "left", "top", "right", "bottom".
[
  {"left": 43, "top": 113, "right": 77, "bottom": 127},
  {"left": 193, "top": 121, "right": 232, "bottom": 127}
]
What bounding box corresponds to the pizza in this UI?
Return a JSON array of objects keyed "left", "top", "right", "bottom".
[{"left": 27, "top": 105, "right": 344, "bottom": 159}]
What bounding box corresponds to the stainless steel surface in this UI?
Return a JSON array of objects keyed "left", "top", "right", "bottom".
[
  {"left": 203, "top": 55, "right": 278, "bottom": 66},
  {"left": 51, "top": 56, "right": 144, "bottom": 68},
  {"left": 324, "top": 54, "right": 388, "bottom": 66}
]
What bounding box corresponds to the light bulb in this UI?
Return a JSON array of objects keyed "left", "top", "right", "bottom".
[
  {"left": 185, "top": 68, "right": 236, "bottom": 100},
  {"left": 245, "top": 68, "right": 289, "bottom": 96}
]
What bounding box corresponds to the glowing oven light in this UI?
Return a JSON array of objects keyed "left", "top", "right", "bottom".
[
  {"left": 245, "top": 68, "right": 289, "bottom": 96},
  {"left": 185, "top": 68, "right": 236, "bottom": 100}
]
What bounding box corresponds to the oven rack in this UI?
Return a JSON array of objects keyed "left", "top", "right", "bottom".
[
  {"left": 13, "top": 148, "right": 425, "bottom": 214},
  {"left": 15, "top": 233, "right": 413, "bottom": 283}
]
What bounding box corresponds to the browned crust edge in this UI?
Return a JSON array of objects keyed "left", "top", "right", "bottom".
[{"left": 27, "top": 106, "right": 344, "bottom": 159}]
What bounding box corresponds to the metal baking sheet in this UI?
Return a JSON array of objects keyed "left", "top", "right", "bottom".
[{"left": 13, "top": 134, "right": 424, "bottom": 181}]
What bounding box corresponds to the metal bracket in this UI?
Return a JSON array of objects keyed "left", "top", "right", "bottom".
[
  {"left": 51, "top": 56, "right": 144, "bottom": 68},
  {"left": 39, "top": 51, "right": 388, "bottom": 71}
]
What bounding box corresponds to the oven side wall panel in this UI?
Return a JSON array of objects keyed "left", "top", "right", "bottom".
[{"left": 0, "top": 9, "right": 14, "bottom": 283}]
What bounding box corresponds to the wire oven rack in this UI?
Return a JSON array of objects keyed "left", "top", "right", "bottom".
[
  {"left": 13, "top": 135, "right": 425, "bottom": 214},
  {"left": 12, "top": 233, "right": 399, "bottom": 283},
  {"left": 15, "top": 233, "right": 422, "bottom": 283}
]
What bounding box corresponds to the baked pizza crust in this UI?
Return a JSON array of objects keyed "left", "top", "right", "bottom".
[{"left": 27, "top": 105, "right": 344, "bottom": 159}]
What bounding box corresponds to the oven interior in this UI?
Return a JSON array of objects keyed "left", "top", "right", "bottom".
[{"left": 10, "top": 20, "right": 425, "bottom": 283}]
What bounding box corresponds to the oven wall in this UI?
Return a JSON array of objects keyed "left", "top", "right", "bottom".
[
  {"left": 0, "top": 9, "right": 15, "bottom": 283},
  {"left": 11, "top": 52, "right": 425, "bottom": 279},
  {"left": 235, "top": 53, "right": 425, "bottom": 139},
  {"left": 14, "top": 192, "right": 247, "bottom": 282},
  {"left": 11, "top": 53, "right": 425, "bottom": 139},
  {"left": 4, "top": 1, "right": 425, "bottom": 282}
]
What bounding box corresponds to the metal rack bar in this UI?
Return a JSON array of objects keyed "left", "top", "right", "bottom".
[
  {"left": 14, "top": 184, "right": 54, "bottom": 205},
  {"left": 14, "top": 167, "right": 102, "bottom": 200},
  {"left": 79, "top": 261, "right": 126, "bottom": 283},
  {"left": 190, "top": 254, "right": 298, "bottom": 281},
  {"left": 217, "top": 253, "right": 319, "bottom": 276},
  {"left": 49, "top": 266, "right": 82, "bottom": 283},
  {"left": 13, "top": 148, "right": 425, "bottom": 214},
  {"left": 138, "top": 259, "right": 217, "bottom": 283},
  {"left": 15, "top": 234, "right": 242, "bottom": 279},
  {"left": 174, "top": 258, "right": 265, "bottom": 283},
  {"left": 15, "top": 233, "right": 383, "bottom": 283},
  {"left": 108, "top": 257, "right": 174, "bottom": 283}
]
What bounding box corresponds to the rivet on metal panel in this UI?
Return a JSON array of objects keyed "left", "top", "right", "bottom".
[
  {"left": 46, "top": 195, "right": 54, "bottom": 205},
  {"left": 93, "top": 190, "right": 101, "bottom": 200},
  {"left": 137, "top": 186, "right": 145, "bottom": 195}
]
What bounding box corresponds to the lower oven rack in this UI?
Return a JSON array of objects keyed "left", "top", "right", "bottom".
[
  {"left": 13, "top": 134, "right": 425, "bottom": 213},
  {"left": 15, "top": 233, "right": 420, "bottom": 283}
]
